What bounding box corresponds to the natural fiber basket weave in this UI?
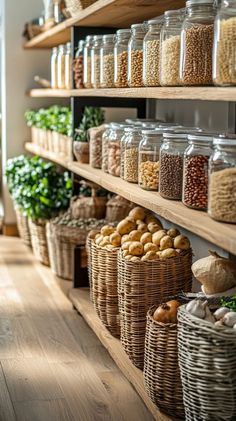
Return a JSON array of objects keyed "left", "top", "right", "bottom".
[
  {"left": 178, "top": 304, "right": 236, "bottom": 421},
  {"left": 106, "top": 195, "right": 134, "bottom": 222},
  {"left": 15, "top": 208, "right": 32, "bottom": 248},
  {"left": 91, "top": 241, "right": 120, "bottom": 338},
  {"left": 144, "top": 306, "right": 185, "bottom": 418},
  {"left": 29, "top": 219, "right": 49, "bottom": 266},
  {"left": 118, "top": 249, "right": 193, "bottom": 369},
  {"left": 86, "top": 230, "right": 100, "bottom": 302},
  {"left": 65, "top": 0, "right": 97, "bottom": 16}
]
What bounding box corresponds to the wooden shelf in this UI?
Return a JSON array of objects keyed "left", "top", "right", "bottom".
[
  {"left": 28, "top": 87, "right": 236, "bottom": 102},
  {"left": 69, "top": 288, "right": 179, "bottom": 421},
  {"left": 25, "top": 142, "right": 236, "bottom": 254},
  {"left": 24, "top": 0, "right": 184, "bottom": 49}
]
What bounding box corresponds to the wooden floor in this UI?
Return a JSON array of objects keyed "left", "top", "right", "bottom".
[{"left": 0, "top": 236, "right": 153, "bottom": 421}]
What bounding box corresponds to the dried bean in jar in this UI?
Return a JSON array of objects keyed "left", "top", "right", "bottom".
[
  {"left": 128, "top": 50, "right": 143, "bottom": 87},
  {"left": 183, "top": 155, "right": 209, "bottom": 210},
  {"left": 124, "top": 148, "right": 139, "bottom": 183},
  {"left": 115, "top": 51, "right": 128, "bottom": 88},
  {"left": 102, "top": 137, "right": 109, "bottom": 173},
  {"left": 159, "top": 153, "right": 183, "bottom": 200},
  {"left": 209, "top": 168, "right": 236, "bottom": 223},
  {"left": 108, "top": 140, "right": 121, "bottom": 177},
  {"left": 101, "top": 54, "right": 114, "bottom": 88},
  {"left": 139, "top": 152, "right": 160, "bottom": 191},
  {"left": 73, "top": 56, "right": 84, "bottom": 89}
]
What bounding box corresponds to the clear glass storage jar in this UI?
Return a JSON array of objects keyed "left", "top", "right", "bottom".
[
  {"left": 183, "top": 134, "right": 214, "bottom": 210},
  {"left": 100, "top": 34, "right": 115, "bottom": 88},
  {"left": 83, "top": 35, "right": 93, "bottom": 88},
  {"left": 124, "top": 127, "right": 142, "bottom": 183},
  {"left": 120, "top": 127, "right": 131, "bottom": 179},
  {"left": 91, "top": 35, "right": 103, "bottom": 88},
  {"left": 114, "top": 29, "right": 130, "bottom": 88},
  {"left": 108, "top": 124, "right": 128, "bottom": 176},
  {"left": 143, "top": 18, "right": 163, "bottom": 87},
  {"left": 102, "top": 124, "right": 113, "bottom": 173},
  {"left": 128, "top": 24, "right": 146, "bottom": 87},
  {"left": 160, "top": 10, "right": 185, "bottom": 86},
  {"left": 213, "top": 0, "right": 236, "bottom": 86},
  {"left": 57, "top": 44, "right": 66, "bottom": 89},
  {"left": 51, "top": 47, "right": 58, "bottom": 89},
  {"left": 73, "top": 40, "right": 84, "bottom": 89},
  {"left": 138, "top": 129, "right": 164, "bottom": 191},
  {"left": 65, "top": 42, "right": 72, "bottom": 89},
  {"left": 180, "top": 0, "right": 216, "bottom": 86},
  {"left": 208, "top": 136, "right": 236, "bottom": 223}
]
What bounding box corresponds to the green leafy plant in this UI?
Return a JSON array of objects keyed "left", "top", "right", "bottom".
[
  {"left": 220, "top": 295, "right": 236, "bottom": 311},
  {"left": 75, "top": 107, "right": 105, "bottom": 142},
  {"left": 25, "top": 106, "right": 72, "bottom": 137}
]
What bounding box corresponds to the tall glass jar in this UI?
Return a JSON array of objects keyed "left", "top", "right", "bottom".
[
  {"left": 183, "top": 134, "right": 214, "bottom": 210},
  {"left": 57, "top": 44, "right": 66, "bottom": 89},
  {"left": 160, "top": 10, "right": 185, "bottom": 86},
  {"left": 83, "top": 35, "right": 93, "bottom": 88},
  {"left": 120, "top": 127, "right": 131, "bottom": 179},
  {"left": 114, "top": 29, "right": 130, "bottom": 88},
  {"left": 143, "top": 18, "right": 163, "bottom": 87},
  {"left": 100, "top": 34, "right": 115, "bottom": 88},
  {"left": 65, "top": 42, "right": 72, "bottom": 89},
  {"left": 180, "top": 0, "right": 216, "bottom": 86},
  {"left": 91, "top": 35, "right": 103, "bottom": 88},
  {"left": 124, "top": 127, "right": 142, "bottom": 183},
  {"left": 139, "top": 129, "right": 163, "bottom": 191},
  {"left": 213, "top": 0, "right": 236, "bottom": 86},
  {"left": 73, "top": 40, "right": 84, "bottom": 89},
  {"left": 108, "top": 124, "right": 128, "bottom": 176},
  {"left": 102, "top": 124, "right": 113, "bottom": 173},
  {"left": 209, "top": 136, "right": 236, "bottom": 223},
  {"left": 51, "top": 47, "right": 58, "bottom": 89},
  {"left": 128, "top": 24, "right": 146, "bottom": 87}
]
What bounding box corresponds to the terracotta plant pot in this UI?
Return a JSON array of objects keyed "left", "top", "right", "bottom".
[{"left": 73, "top": 141, "right": 89, "bottom": 164}]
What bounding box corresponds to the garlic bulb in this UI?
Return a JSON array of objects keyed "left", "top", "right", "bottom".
[
  {"left": 222, "top": 312, "right": 236, "bottom": 327},
  {"left": 186, "top": 300, "right": 207, "bottom": 319},
  {"left": 214, "top": 307, "right": 231, "bottom": 321},
  {"left": 215, "top": 320, "right": 224, "bottom": 327}
]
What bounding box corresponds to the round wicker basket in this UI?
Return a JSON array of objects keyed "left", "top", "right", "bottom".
[
  {"left": 15, "top": 208, "right": 31, "bottom": 248},
  {"left": 29, "top": 219, "right": 49, "bottom": 266}
]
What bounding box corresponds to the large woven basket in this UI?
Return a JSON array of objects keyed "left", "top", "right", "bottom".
[
  {"left": 71, "top": 191, "right": 107, "bottom": 220},
  {"left": 15, "top": 208, "right": 31, "bottom": 247},
  {"left": 91, "top": 241, "right": 120, "bottom": 338},
  {"left": 118, "top": 250, "right": 193, "bottom": 369},
  {"left": 144, "top": 306, "right": 185, "bottom": 418},
  {"left": 65, "top": 0, "right": 97, "bottom": 16},
  {"left": 178, "top": 305, "right": 236, "bottom": 421},
  {"left": 86, "top": 230, "right": 100, "bottom": 302},
  {"left": 29, "top": 219, "right": 50, "bottom": 266},
  {"left": 106, "top": 195, "right": 134, "bottom": 222}
]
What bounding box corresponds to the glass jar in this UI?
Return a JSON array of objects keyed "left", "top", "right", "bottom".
[
  {"left": 51, "top": 47, "right": 58, "bottom": 89},
  {"left": 53, "top": 0, "right": 64, "bottom": 23},
  {"left": 213, "top": 0, "right": 236, "bottom": 86},
  {"left": 114, "top": 29, "right": 130, "bottom": 88},
  {"left": 102, "top": 124, "right": 113, "bottom": 173},
  {"left": 183, "top": 134, "right": 214, "bottom": 210},
  {"left": 57, "top": 44, "right": 66, "bottom": 89},
  {"left": 143, "top": 18, "right": 163, "bottom": 87},
  {"left": 120, "top": 127, "right": 131, "bottom": 179},
  {"left": 108, "top": 124, "right": 128, "bottom": 176},
  {"left": 180, "top": 0, "right": 216, "bottom": 86},
  {"left": 100, "top": 34, "right": 115, "bottom": 88},
  {"left": 208, "top": 136, "right": 236, "bottom": 223},
  {"left": 139, "top": 129, "right": 163, "bottom": 190},
  {"left": 124, "top": 127, "right": 142, "bottom": 183},
  {"left": 91, "top": 35, "right": 103, "bottom": 88},
  {"left": 128, "top": 24, "right": 146, "bottom": 87},
  {"left": 65, "top": 42, "right": 72, "bottom": 89},
  {"left": 125, "top": 118, "right": 164, "bottom": 125},
  {"left": 160, "top": 10, "right": 185, "bottom": 86},
  {"left": 73, "top": 40, "right": 84, "bottom": 89},
  {"left": 83, "top": 35, "right": 93, "bottom": 88}
]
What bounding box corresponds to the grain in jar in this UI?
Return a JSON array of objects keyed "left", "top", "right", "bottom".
[
  {"left": 180, "top": 0, "right": 216, "bottom": 86},
  {"left": 102, "top": 124, "right": 113, "bottom": 173},
  {"left": 65, "top": 42, "right": 72, "bottom": 89},
  {"left": 160, "top": 10, "right": 185, "bottom": 86},
  {"left": 138, "top": 129, "right": 163, "bottom": 191},
  {"left": 114, "top": 29, "right": 130, "bottom": 88},
  {"left": 100, "top": 34, "right": 115, "bottom": 88},
  {"left": 120, "top": 127, "right": 131, "bottom": 179},
  {"left": 108, "top": 124, "right": 128, "bottom": 177},
  {"left": 83, "top": 35, "right": 93, "bottom": 89},
  {"left": 124, "top": 127, "right": 142, "bottom": 183},
  {"left": 213, "top": 1, "right": 236, "bottom": 86},
  {"left": 209, "top": 136, "right": 236, "bottom": 223},
  {"left": 57, "top": 44, "right": 66, "bottom": 89},
  {"left": 51, "top": 47, "right": 58, "bottom": 89},
  {"left": 128, "top": 24, "right": 146, "bottom": 87},
  {"left": 89, "top": 124, "right": 106, "bottom": 169},
  {"left": 73, "top": 40, "right": 84, "bottom": 89},
  {"left": 143, "top": 18, "right": 163, "bottom": 87},
  {"left": 91, "top": 35, "right": 103, "bottom": 89}
]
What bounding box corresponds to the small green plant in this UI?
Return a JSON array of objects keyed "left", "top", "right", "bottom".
[
  {"left": 25, "top": 106, "right": 72, "bottom": 137},
  {"left": 75, "top": 107, "right": 105, "bottom": 142}
]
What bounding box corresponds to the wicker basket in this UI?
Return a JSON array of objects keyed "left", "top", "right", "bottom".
[
  {"left": 58, "top": 134, "right": 73, "bottom": 160},
  {"left": 15, "top": 208, "right": 31, "bottom": 247},
  {"left": 106, "top": 195, "right": 134, "bottom": 222},
  {"left": 178, "top": 305, "right": 236, "bottom": 421},
  {"left": 65, "top": 0, "right": 97, "bottom": 16},
  {"left": 71, "top": 187, "right": 107, "bottom": 220},
  {"left": 91, "top": 241, "right": 120, "bottom": 338},
  {"left": 29, "top": 219, "right": 50, "bottom": 266},
  {"left": 86, "top": 230, "right": 100, "bottom": 301},
  {"left": 144, "top": 306, "right": 185, "bottom": 418},
  {"left": 118, "top": 250, "right": 193, "bottom": 369}
]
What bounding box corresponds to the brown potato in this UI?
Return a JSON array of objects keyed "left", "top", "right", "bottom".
[
  {"left": 129, "top": 230, "right": 142, "bottom": 242},
  {"left": 95, "top": 235, "right": 104, "bottom": 245},
  {"left": 167, "top": 228, "right": 180, "bottom": 238},
  {"left": 129, "top": 206, "right": 146, "bottom": 221},
  {"left": 129, "top": 242, "right": 144, "bottom": 256},
  {"left": 110, "top": 232, "right": 121, "bottom": 247},
  {"left": 101, "top": 225, "right": 115, "bottom": 236},
  {"left": 148, "top": 223, "right": 161, "bottom": 234},
  {"left": 121, "top": 241, "right": 132, "bottom": 251},
  {"left": 124, "top": 254, "right": 132, "bottom": 261},
  {"left": 123, "top": 250, "right": 130, "bottom": 257},
  {"left": 105, "top": 244, "right": 116, "bottom": 250},
  {"left": 160, "top": 248, "right": 177, "bottom": 259},
  {"left": 121, "top": 234, "right": 129, "bottom": 244},
  {"left": 152, "top": 230, "right": 167, "bottom": 246},
  {"left": 117, "top": 218, "right": 136, "bottom": 235},
  {"left": 174, "top": 235, "right": 190, "bottom": 250},
  {"left": 141, "top": 251, "right": 158, "bottom": 261},
  {"left": 140, "top": 232, "right": 152, "bottom": 245},
  {"left": 130, "top": 256, "right": 141, "bottom": 262},
  {"left": 145, "top": 214, "right": 162, "bottom": 227},
  {"left": 160, "top": 235, "right": 173, "bottom": 251},
  {"left": 144, "top": 243, "right": 158, "bottom": 253},
  {"left": 137, "top": 222, "right": 148, "bottom": 234}
]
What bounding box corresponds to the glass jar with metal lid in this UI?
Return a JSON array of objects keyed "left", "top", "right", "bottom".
[
  {"left": 114, "top": 29, "right": 131, "bottom": 88},
  {"left": 138, "top": 129, "right": 164, "bottom": 191},
  {"left": 57, "top": 44, "right": 66, "bottom": 89},
  {"left": 91, "top": 35, "right": 103, "bottom": 88},
  {"left": 180, "top": 0, "right": 216, "bottom": 86},
  {"left": 108, "top": 124, "right": 129, "bottom": 177},
  {"left": 65, "top": 42, "right": 72, "bottom": 89},
  {"left": 83, "top": 35, "right": 93, "bottom": 88},
  {"left": 208, "top": 136, "right": 236, "bottom": 223},
  {"left": 73, "top": 40, "right": 84, "bottom": 89},
  {"left": 124, "top": 127, "right": 142, "bottom": 183},
  {"left": 51, "top": 47, "right": 58, "bottom": 89},
  {"left": 100, "top": 34, "right": 115, "bottom": 88},
  {"left": 143, "top": 17, "right": 163, "bottom": 87},
  {"left": 213, "top": 0, "right": 236, "bottom": 86},
  {"left": 128, "top": 24, "right": 146, "bottom": 87},
  {"left": 183, "top": 133, "right": 214, "bottom": 210}
]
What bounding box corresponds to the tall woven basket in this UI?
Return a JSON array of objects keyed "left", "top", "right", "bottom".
[
  {"left": 65, "top": 0, "right": 97, "bottom": 15},
  {"left": 86, "top": 230, "right": 100, "bottom": 302},
  {"left": 91, "top": 241, "right": 120, "bottom": 338},
  {"left": 118, "top": 250, "right": 193, "bottom": 369},
  {"left": 178, "top": 305, "right": 236, "bottom": 421},
  {"left": 144, "top": 306, "right": 185, "bottom": 418},
  {"left": 15, "top": 208, "right": 31, "bottom": 247},
  {"left": 29, "top": 219, "right": 49, "bottom": 266},
  {"left": 106, "top": 196, "right": 134, "bottom": 222}
]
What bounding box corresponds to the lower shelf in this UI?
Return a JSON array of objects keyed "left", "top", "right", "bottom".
[{"left": 69, "top": 288, "right": 180, "bottom": 421}]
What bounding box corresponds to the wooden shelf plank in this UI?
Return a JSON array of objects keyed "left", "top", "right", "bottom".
[
  {"left": 28, "top": 87, "right": 236, "bottom": 102},
  {"left": 25, "top": 143, "right": 70, "bottom": 167},
  {"left": 69, "top": 288, "right": 179, "bottom": 421},
  {"left": 24, "top": 0, "right": 184, "bottom": 49}
]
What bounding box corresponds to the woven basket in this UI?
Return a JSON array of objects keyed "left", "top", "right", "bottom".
[
  {"left": 106, "top": 195, "right": 134, "bottom": 222},
  {"left": 91, "top": 241, "right": 120, "bottom": 338},
  {"left": 29, "top": 219, "right": 50, "bottom": 266},
  {"left": 65, "top": 0, "right": 97, "bottom": 16},
  {"left": 86, "top": 230, "right": 100, "bottom": 301},
  {"left": 118, "top": 250, "right": 193, "bottom": 369},
  {"left": 15, "top": 208, "right": 31, "bottom": 247},
  {"left": 58, "top": 134, "right": 73, "bottom": 160},
  {"left": 178, "top": 305, "right": 236, "bottom": 421},
  {"left": 144, "top": 306, "right": 185, "bottom": 418},
  {"left": 71, "top": 187, "right": 107, "bottom": 220}
]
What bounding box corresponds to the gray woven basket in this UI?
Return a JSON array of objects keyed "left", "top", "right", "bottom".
[{"left": 178, "top": 304, "right": 236, "bottom": 421}]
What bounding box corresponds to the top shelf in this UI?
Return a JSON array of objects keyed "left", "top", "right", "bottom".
[{"left": 24, "top": 0, "right": 185, "bottom": 49}]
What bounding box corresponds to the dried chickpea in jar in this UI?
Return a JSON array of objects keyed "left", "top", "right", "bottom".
[
  {"left": 114, "top": 29, "right": 130, "bottom": 88},
  {"left": 124, "top": 127, "right": 142, "bottom": 183},
  {"left": 128, "top": 23, "right": 146, "bottom": 87},
  {"left": 138, "top": 129, "right": 163, "bottom": 191}
]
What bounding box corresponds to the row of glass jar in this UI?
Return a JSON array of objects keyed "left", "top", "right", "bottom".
[
  {"left": 99, "top": 122, "right": 236, "bottom": 223},
  {"left": 51, "top": 43, "right": 72, "bottom": 89}
]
